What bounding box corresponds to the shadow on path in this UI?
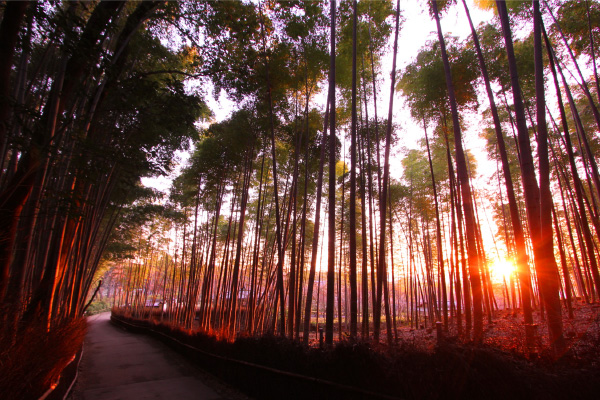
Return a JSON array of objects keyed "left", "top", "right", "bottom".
[{"left": 70, "top": 312, "right": 250, "bottom": 400}]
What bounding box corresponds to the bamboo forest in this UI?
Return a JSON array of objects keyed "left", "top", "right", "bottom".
[{"left": 1, "top": 1, "right": 600, "bottom": 399}]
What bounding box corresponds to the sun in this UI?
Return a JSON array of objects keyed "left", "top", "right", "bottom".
[{"left": 491, "top": 258, "right": 515, "bottom": 280}]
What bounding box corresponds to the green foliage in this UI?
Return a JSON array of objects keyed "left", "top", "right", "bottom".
[
  {"left": 104, "top": 198, "right": 184, "bottom": 261},
  {"left": 401, "top": 149, "right": 435, "bottom": 219},
  {"left": 388, "top": 179, "right": 410, "bottom": 224},
  {"left": 336, "top": 160, "right": 349, "bottom": 179},
  {"left": 196, "top": 1, "right": 263, "bottom": 100},
  {"left": 86, "top": 300, "right": 112, "bottom": 315},
  {"left": 475, "top": 21, "right": 538, "bottom": 103},
  {"left": 65, "top": 27, "right": 210, "bottom": 247},
  {"left": 184, "top": 109, "right": 258, "bottom": 195},
  {"left": 480, "top": 127, "right": 521, "bottom": 183},
  {"left": 473, "top": 0, "right": 532, "bottom": 19},
  {"left": 428, "top": 0, "right": 458, "bottom": 17},
  {"left": 553, "top": 0, "right": 600, "bottom": 61},
  {"left": 566, "top": 82, "right": 600, "bottom": 153},
  {"left": 335, "top": 0, "right": 394, "bottom": 98},
  {"left": 398, "top": 37, "right": 479, "bottom": 123},
  {"left": 94, "top": 31, "right": 208, "bottom": 181},
  {"left": 185, "top": 0, "right": 329, "bottom": 109}
]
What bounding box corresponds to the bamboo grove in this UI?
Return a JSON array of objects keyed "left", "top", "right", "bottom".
[{"left": 2, "top": 1, "right": 600, "bottom": 356}]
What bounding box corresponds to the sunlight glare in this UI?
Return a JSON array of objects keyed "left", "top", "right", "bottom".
[{"left": 492, "top": 258, "right": 515, "bottom": 280}]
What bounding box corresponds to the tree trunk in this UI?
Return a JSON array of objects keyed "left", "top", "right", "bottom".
[
  {"left": 534, "top": 0, "right": 565, "bottom": 352},
  {"left": 461, "top": 0, "right": 534, "bottom": 334},
  {"left": 259, "top": 4, "right": 286, "bottom": 336},
  {"left": 497, "top": 0, "right": 565, "bottom": 352},
  {"left": 423, "top": 119, "right": 448, "bottom": 329},
  {"left": 325, "top": 0, "right": 337, "bottom": 347},
  {"left": 432, "top": 0, "right": 483, "bottom": 340},
  {"left": 228, "top": 147, "right": 254, "bottom": 332},
  {"left": 348, "top": 0, "right": 358, "bottom": 340},
  {"left": 303, "top": 101, "right": 329, "bottom": 345},
  {"left": 374, "top": 0, "right": 400, "bottom": 346}
]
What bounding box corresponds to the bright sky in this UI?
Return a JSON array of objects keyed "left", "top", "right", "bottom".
[
  {"left": 386, "top": 0, "right": 495, "bottom": 171},
  {"left": 143, "top": 0, "right": 494, "bottom": 186},
  {"left": 141, "top": 1, "right": 512, "bottom": 279}
]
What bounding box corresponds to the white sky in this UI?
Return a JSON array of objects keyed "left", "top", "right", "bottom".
[
  {"left": 385, "top": 0, "right": 495, "bottom": 173},
  {"left": 141, "top": 1, "right": 513, "bottom": 276},
  {"left": 143, "top": 0, "right": 495, "bottom": 187}
]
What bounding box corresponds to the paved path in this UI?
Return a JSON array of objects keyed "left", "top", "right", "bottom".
[{"left": 71, "top": 312, "right": 250, "bottom": 400}]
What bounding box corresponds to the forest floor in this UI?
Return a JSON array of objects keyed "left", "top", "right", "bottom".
[
  {"left": 360, "top": 302, "right": 600, "bottom": 360},
  {"left": 115, "top": 302, "right": 600, "bottom": 399},
  {"left": 301, "top": 301, "right": 600, "bottom": 362}
]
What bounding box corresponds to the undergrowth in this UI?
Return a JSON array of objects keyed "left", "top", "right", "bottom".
[
  {"left": 112, "top": 308, "right": 600, "bottom": 400},
  {"left": 0, "top": 312, "right": 86, "bottom": 400},
  {"left": 85, "top": 300, "right": 111, "bottom": 315}
]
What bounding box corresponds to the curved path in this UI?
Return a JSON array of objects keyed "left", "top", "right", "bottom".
[{"left": 70, "top": 312, "right": 250, "bottom": 400}]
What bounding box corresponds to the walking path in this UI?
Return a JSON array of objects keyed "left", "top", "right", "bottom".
[{"left": 70, "top": 312, "right": 250, "bottom": 400}]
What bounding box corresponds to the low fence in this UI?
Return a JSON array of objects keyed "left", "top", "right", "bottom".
[
  {"left": 110, "top": 314, "right": 400, "bottom": 400},
  {"left": 38, "top": 346, "right": 83, "bottom": 400}
]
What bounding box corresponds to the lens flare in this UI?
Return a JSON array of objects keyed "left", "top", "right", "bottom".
[{"left": 492, "top": 258, "right": 515, "bottom": 280}]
